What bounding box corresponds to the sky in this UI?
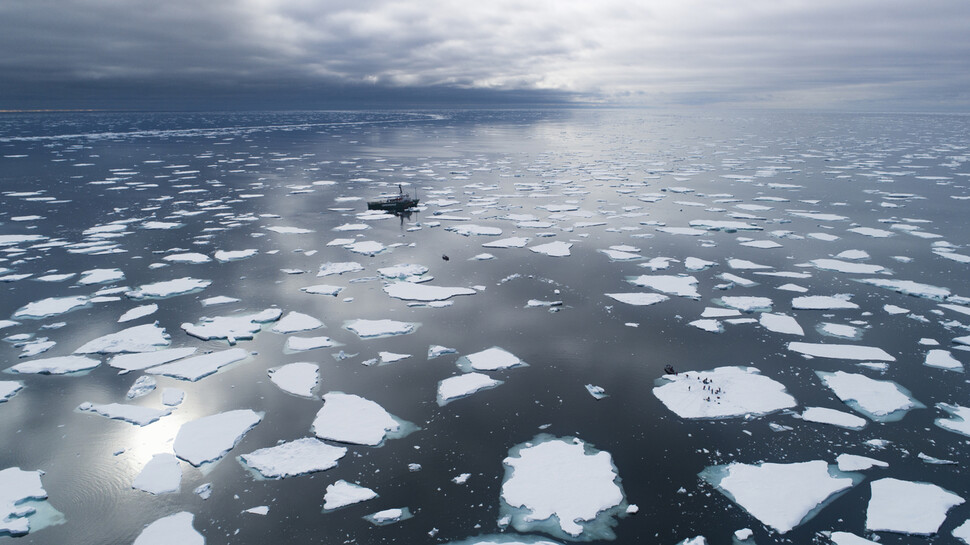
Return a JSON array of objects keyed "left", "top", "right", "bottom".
[{"left": 2, "top": 0, "right": 969, "bottom": 111}]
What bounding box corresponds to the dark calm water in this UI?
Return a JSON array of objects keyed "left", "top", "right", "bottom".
[{"left": 1, "top": 110, "right": 969, "bottom": 545}]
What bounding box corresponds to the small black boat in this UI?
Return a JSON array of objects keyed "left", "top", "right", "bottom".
[{"left": 368, "top": 184, "right": 419, "bottom": 211}]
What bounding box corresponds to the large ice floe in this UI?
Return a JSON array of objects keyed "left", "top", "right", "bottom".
[
  {"left": 312, "top": 392, "right": 415, "bottom": 446},
  {"left": 132, "top": 512, "right": 204, "bottom": 545},
  {"left": 74, "top": 323, "right": 170, "bottom": 354},
  {"left": 865, "top": 478, "right": 964, "bottom": 535},
  {"left": 456, "top": 347, "right": 527, "bottom": 372},
  {"left": 12, "top": 295, "right": 90, "bottom": 319},
  {"left": 181, "top": 308, "right": 282, "bottom": 343},
  {"left": 653, "top": 366, "right": 796, "bottom": 419},
  {"left": 0, "top": 467, "right": 51, "bottom": 536},
  {"left": 8, "top": 355, "right": 100, "bottom": 375},
  {"left": 132, "top": 453, "right": 182, "bottom": 494},
  {"left": 816, "top": 371, "right": 924, "bottom": 421},
  {"left": 267, "top": 362, "right": 319, "bottom": 397},
  {"left": 788, "top": 342, "right": 895, "bottom": 361},
  {"left": 700, "top": 460, "right": 862, "bottom": 534},
  {"left": 383, "top": 282, "right": 476, "bottom": 301},
  {"left": 238, "top": 438, "right": 346, "bottom": 479},
  {"left": 437, "top": 373, "right": 504, "bottom": 406},
  {"left": 173, "top": 409, "right": 262, "bottom": 466},
  {"left": 146, "top": 348, "right": 249, "bottom": 381},
  {"left": 127, "top": 277, "right": 211, "bottom": 299},
  {"left": 499, "top": 435, "right": 628, "bottom": 541}
]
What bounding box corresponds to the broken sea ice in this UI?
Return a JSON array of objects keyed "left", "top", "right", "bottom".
[
  {"left": 238, "top": 438, "right": 346, "bottom": 479},
  {"left": 312, "top": 392, "right": 416, "bottom": 446},
  {"left": 816, "top": 370, "right": 924, "bottom": 422},
  {"left": 866, "top": 478, "right": 964, "bottom": 535},
  {"left": 499, "top": 435, "right": 628, "bottom": 541},
  {"left": 173, "top": 409, "right": 262, "bottom": 466},
  {"left": 653, "top": 366, "right": 796, "bottom": 419}
]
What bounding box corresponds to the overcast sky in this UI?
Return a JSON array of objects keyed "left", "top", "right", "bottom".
[{"left": 2, "top": 0, "right": 969, "bottom": 111}]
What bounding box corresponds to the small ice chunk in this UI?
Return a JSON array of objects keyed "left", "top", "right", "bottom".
[
  {"left": 119, "top": 304, "right": 158, "bottom": 323},
  {"left": 345, "top": 319, "right": 417, "bottom": 338},
  {"left": 285, "top": 336, "right": 337, "bottom": 351},
  {"left": 788, "top": 342, "right": 894, "bottom": 361},
  {"left": 727, "top": 258, "right": 771, "bottom": 270},
  {"left": 146, "top": 348, "right": 249, "bottom": 381},
  {"left": 323, "top": 480, "right": 378, "bottom": 511},
  {"left": 456, "top": 347, "right": 526, "bottom": 371},
  {"left": 447, "top": 224, "right": 502, "bottom": 236},
  {"left": 605, "top": 292, "right": 668, "bottom": 306},
  {"left": 700, "top": 460, "right": 860, "bottom": 534},
  {"left": 8, "top": 355, "right": 100, "bottom": 375},
  {"left": 126, "top": 375, "right": 157, "bottom": 399},
  {"left": 384, "top": 282, "right": 476, "bottom": 301},
  {"left": 133, "top": 453, "right": 181, "bottom": 494},
  {"left": 162, "top": 388, "right": 185, "bottom": 406},
  {"left": 866, "top": 478, "right": 964, "bottom": 535},
  {"left": 701, "top": 307, "right": 740, "bottom": 318},
  {"left": 301, "top": 284, "right": 343, "bottom": 296},
  {"left": 800, "top": 407, "right": 867, "bottom": 430},
  {"left": 244, "top": 506, "right": 269, "bottom": 515},
  {"left": 200, "top": 295, "right": 240, "bottom": 306},
  {"left": 585, "top": 384, "right": 608, "bottom": 399},
  {"left": 77, "top": 402, "right": 171, "bottom": 426},
  {"left": 627, "top": 275, "right": 700, "bottom": 299},
  {"left": 777, "top": 283, "right": 809, "bottom": 293},
  {"left": 653, "top": 366, "right": 796, "bottom": 419},
  {"left": 266, "top": 225, "right": 313, "bottom": 234},
  {"left": 268, "top": 362, "right": 319, "bottom": 397},
  {"left": 379, "top": 351, "right": 410, "bottom": 364},
  {"left": 529, "top": 241, "right": 572, "bottom": 257},
  {"left": 194, "top": 483, "right": 211, "bottom": 500},
  {"left": 836, "top": 454, "right": 888, "bottom": 472},
  {"left": 437, "top": 373, "right": 504, "bottom": 406},
  {"left": 132, "top": 512, "right": 204, "bottom": 545},
  {"left": 684, "top": 257, "right": 716, "bottom": 271},
  {"left": 816, "top": 370, "right": 923, "bottom": 421},
  {"left": 500, "top": 435, "right": 627, "bottom": 540},
  {"left": 689, "top": 319, "right": 723, "bottom": 333},
  {"left": 428, "top": 345, "right": 457, "bottom": 359},
  {"left": 792, "top": 295, "right": 858, "bottom": 310},
  {"left": 127, "top": 277, "right": 211, "bottom": 299},
  {"left": 363, "top": 507, "right": 413, "bottom": 526},
  {"left": 239, "top": 438, "right": 346, "bottom": 479},
  {"left": 75, "top": 323, "right": 170, "bottom": 354},
  {"left": 174, "top": 409, "right": 262, "bottom": 466},
  {"left": 272, "top": 312, "right": 324, "bottom": 334},
  {"left": 312, "top": 392, "right": 412, "bottom": 446},
  {"left": 759, "top": 313, "right": 804, "bottom": 335},
  {"left": 482, "top": 237, "right": 530, "bottom": 248}
]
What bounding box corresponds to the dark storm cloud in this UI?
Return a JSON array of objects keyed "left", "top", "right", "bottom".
[{"left": 1, "top": 0, "right": 969, "bottom": 110}]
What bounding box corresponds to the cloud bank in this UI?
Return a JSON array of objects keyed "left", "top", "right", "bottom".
[{"left": 2, "top": 0, "right": 969, "bottom": 110}]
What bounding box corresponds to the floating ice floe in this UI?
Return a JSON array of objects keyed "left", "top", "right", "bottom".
[
  {"left": 500, "top": 435, "right": 627, "bottom": 540},
  {"left": 132, "top": 512, "right": 204, "bottom": 545},
  {"left": 700, "top": 460, "right": 862, "bottom": 534},
  {"left": 530, "top": 241, "right": 572, "bottom": 257},
  {"left": 925, "top": 349, "right": 963, "bottom": 371},
  {"left": 428, "top": 345, "right": 457, "bottom": 359},
  {"left": 285, "top": 336, "right": 337, "bottom": 351},
  {"left": 448, "top": 224, "right": 503, "bottom": 236},
  {"left": 312, "top": 392, "right": 415, "bottom": 446},
  {"left": 866, "top": 478, "right": 964, "bottom": 535},
  {"left": 384, "top": 282, "right": 476, "bottom": 302},
  {"left": 239, "top": 438, "right": 346, "bottom": 479},
  {"left": 163, "top": 252, "right": 210, "bottom": 264},
  {"left": 759, "top": 313, "right": 804, "bottom": 335},
  {"left": 140, "top": 221, "right": 184, "bottom": 230},
  {"left": 8, "top": 355, "right": 100, "bottom": 375},
  {"left": 0, "top": 467, "right": 49, "bottom": 536},
  {"left": 323, "top": 480, "right": 378, "bottom": 511},
  {"left": 855, "top": 278, "right": 950, "bottom": 301},
  {"left": 266, "top": 225, "right": 314, "bottom": 234},
  {"left": 78, "top": 268, "right": 125, "bottom": 285},
  {"left": 363, "top": 507, "right": 413, "bottom": 526},
  {"left": 77, "top": 402, "right": 171, "bottom": 426},
  {"left": 75, "top": 323, "right": 170, "bottom": 354},
  {"left": 689, "top": 220, "right": 762, "bottom": 231},
  {"left": 585, "top": 384, "right": 608, "bottom": 399},
  {"left": 13, "top": 295, "right": 90, "bottom": 319},
  {"left": 214, "top": 249, "right": 258, "bottom": 262},
  {"left": 808, "top": 259, "right": 889, "bottom": 274},
  {"left": 317, "top": 262, "right": 364, "bottom": 277},
  {"left": 174, "top": 409, "right": 262, "bottom": 466},
  {"left": 799, "top": 407, "right": 867, "bottom": 430},
  {"left": 848, "top": 227, "right": 893, "bottom": 238},
  {"left": 108, "top": 347, "right": 197, "bottom": 373},
  {"left": 272, "top": 311, "right": 323, "bottom": 334},
  {"left": 788, "top": 342, "right": 894, "bottom": 361},
  {"left": 956, "top": 521, "right": 970, "bottom": 544},
  {"left": 133, "top": 453, "right": 181, "bottom": 494},
  {"left": 791, "top": 295, "right": 858, "bottom": 310},
  {"left": 345, "top": 319, "right": 417, "bottom": 339},
  {"left": 118, "top": 304, "right": 158, "bottom": 323},
  {"left": 717, "top": 296, "right": 773, "bottom": 313},
  {"left": 605, "top": 293, "right": 669, "bottom": 306},
  {"left": 268, "top": 362, "right": 319, "bottom": 397},
  {"left": 201, "top": 296, "right": 240, "bottom": 306},
  {"left": 345, "top": 240, "right": 385, "bottom": 255},
  {"left": 836, "top": 454, "right": 888, "bottom": 472},
  {"left": 688, "top": 319, "right": 722, "bottom": 333},
  {"left": 146, "top": 348, "right": 249, "bottom": 381},
  {"left": 934, "top": 403, "right": 970, "bottom": 437},
  {"left": 816, "top": 371, "right": 924, "bottom": 421},
  {"left": 126, "top": 376, "right": 156, "bottom": 399},
  {"left": 653, "top": 366, "right": 796, "bottom": 419},
  {"left": 182, "top": 308, "right": 281, "bottom": 343},
  {"left": 437, "top": 373, "right": 504, "bottom": 406},
  {"left": 483, "top": 237, "right": 531, "bottom": 248},
  {"left": 127, "top": 277, "right": 211, "bottom": 300},
  {"left": 627, "top": 275, "right": 700, "bottom": 299},
  {"left": 0, "top": 381, "right": 23, "bottom": 402},
  {"left": 162, "top": 388, "right": 184, "bottom": 406},
  {"left": 599, "top": 249, "right": 641, "bottom": 261},
  {"left": 301, "top": 284, "right": 343, "bottom": 296},
  {"left": 456, "top": 347, "right": 527, "bottom": 372},
  {"left": 377, "top": 263, "right": 429, "bottom": 280},
  {"left": 727, "top": 258, "right": 771, "bottom": 270}
]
